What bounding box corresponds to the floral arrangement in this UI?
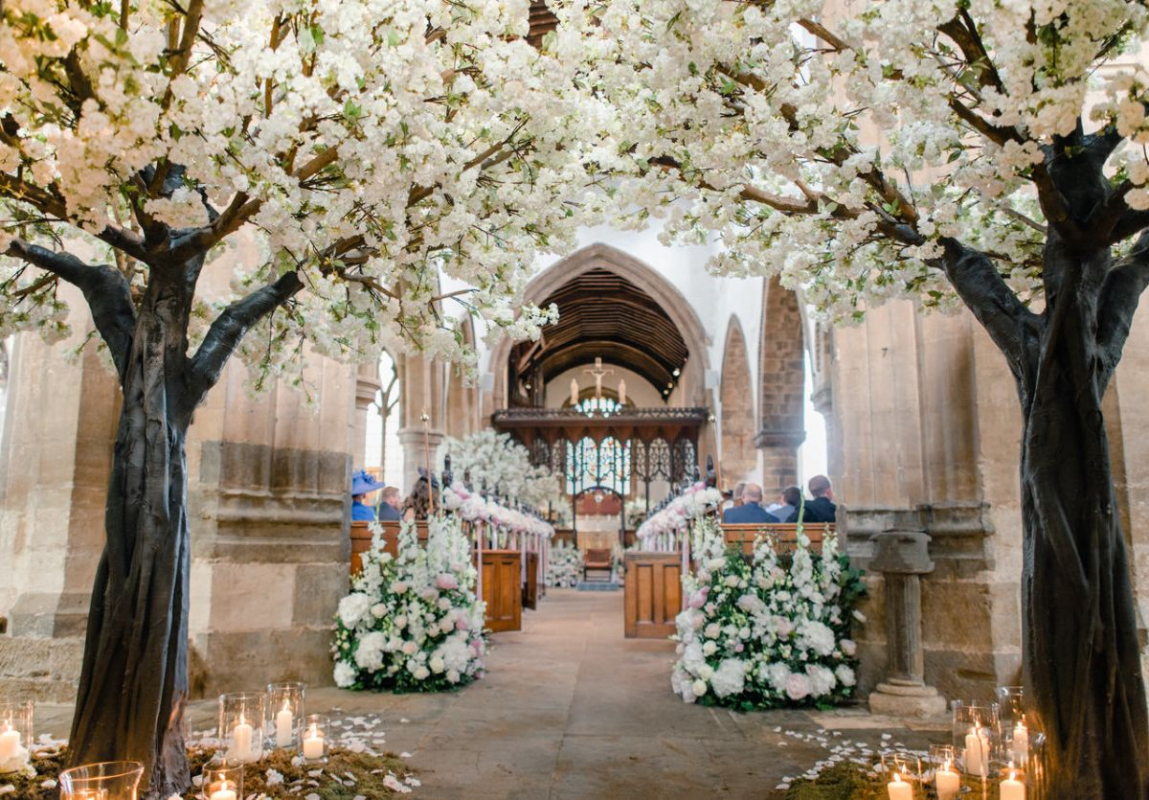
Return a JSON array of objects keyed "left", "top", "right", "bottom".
[
  {"left": 670, "top": 518, "right": 866, "bottom": 710},
  {"left": 441, "top": 483, "right": 555, "bottom": 539},
  {"left": 546, "top": 542, "right": 582, "bottom": 588},
  {"left": 443, "top": 430, "right": 565, "bottom": 510},
  {"left": 333, "top": 518, "right": 488, "bottom": 692},
  {"left": 635, "top": 483, "right": 723, "bottom": 544}
]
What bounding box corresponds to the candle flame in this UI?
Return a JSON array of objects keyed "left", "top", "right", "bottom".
[
  {"left": 893, "top": 772, "right": 902, "bottom": 783},
  {"left": 238, "top": 712, "right": 245, "bottom": 725},
  {"left": 1010, "top": 769, "right": 1017, "bottom": 781},
  {"left": 1, "top": 721, "right": 9, "bottom": 733},
  {"left": 282, "top": 699, "right": 290, "bottom": 713},
  {"left": 943, "top": 759, "right": 951, "bottom": 771},
  {"left": 309, "top": 723, "right": 318, "bottom": 737}
]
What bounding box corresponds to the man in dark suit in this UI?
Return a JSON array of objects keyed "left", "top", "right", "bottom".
[
  {"left": 378, "top": 486, "right": 403, "bottom": 521},
  {"left": 722, "top": 483, "right": 780, "bottom": 524},
  {"left": 787, "top": 475, "right": 837, "bottom": 523}
]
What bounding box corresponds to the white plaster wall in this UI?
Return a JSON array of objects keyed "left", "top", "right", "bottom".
[{"left": 544, "top": 364, "right": 663, "bottom": 408}]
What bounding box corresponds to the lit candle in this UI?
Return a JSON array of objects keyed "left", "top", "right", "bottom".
[
  {"left": 1001, "top": 768, "right": 1026, "bottom": 800},
  {"left": 964, "top": 726, "right": 988, "bottom": 777},
  {"left": 935, "top": 760, "right": 960, "bottom": 800},
  {"left": 276, "top": 700, "right": 294, "bottom": 746},
  {"left": 887, "top": 771, "right": 913, "bottom": 800},
  {"left": 209, "top": 780, "right": 238, "bottom": 800},
  {"left": 230, "top": 713, "right": 253, "bottom": 762},
  {"left": 569, "top": 379, "right": 579, "bottom": 407},
  {"left": 1011, "top": 722, "right": 1030, "bottom": 763},
  {"left": 302, "top": 723, "right": 324, "bottom": 759},
  {"left": 0, "top": 721, "right": 20, "bottom": 761}
]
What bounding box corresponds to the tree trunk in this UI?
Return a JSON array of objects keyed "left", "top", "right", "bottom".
[
  {"left": 67, "top": 268, "right": 197, "bottom": 797},
  {"left": 1017, "top": 240, "right": 1149, "bottom": 799}
]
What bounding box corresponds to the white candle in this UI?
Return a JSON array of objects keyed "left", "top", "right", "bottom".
[
  {"left": 0, "top": 723, "right": 20, "bottom": 761},
  {"left": 964, "top": 727, "right": 988, "bottom": 777},
  {"left": 887, "top": 772, "right": 913, "bottom": 800},
  {"left": 1001, "top": 770, "right": 1026, "bottom": 800},
  {"left": 209, "top": 782, "right": 238, "bottom": 800},
  {"left": 935, "top": 762, "right": 961, "bottom": 800},
  {"left": 1011, "top": 722, "right": 1030, "bottom": 763},
  {"left": 302, "top": 723, "right": 324, "bottom": 759},
  {"left": 276, "top": 701, "right": 294, "bottom": 746},
  {"left": 230, "top": 714, "right": 253, "bottom": 762}
]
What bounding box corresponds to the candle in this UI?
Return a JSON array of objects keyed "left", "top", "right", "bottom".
[
  {"left": 1011, "top": 722, "right": 1030, "bottom": 763},
  {"left": 276, "top": 701, "right": 294, "bottom": 746},
  {"left": 1001, "top": 769, "right": 1026, "bottom": 800},
  {"left": 230, "top": 713, "right": 253, "bottom": 762},
  {"left": 0, "top": 722, "right": 20, "bottom": 761},
  {"left": 935, "top": 760, "right": 960, "bottom": 800},
  {"left": 302, "top": 723, "right": 324, "bottom": 759},
  {"left": 964, "top": 726, "right": 988, "bottom": 777},
  {"left": 887, "top": 771, "right": 913, "bottom": 800},
  {"left": 209, "top": 781, "right": 238, "bottom": 800}
]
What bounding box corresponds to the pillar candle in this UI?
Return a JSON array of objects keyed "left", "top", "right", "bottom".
[
  {"left": 276, "top": 702, "right": 294, "bottom": 746},
  {"left": 0, "top": 723, "right": 19, "bottom": 761},
  {"left": 231, "top": 714, "right": 253, "bottom": 762},
  {"left": 935, "top": 763, "right": 960, "bottom": 800},
  {"left": 570, "top": 379, "right": 579, "bottom": 407},
  {"left": 887, "top": 772, "right": 913, "bottom": 800},
  {"left": 1011, "top": 722, "right": 1030, "bottom": 763},
  {"left": 1001, "top": 771, "right": 1026, "bottom": 800},
  {"left": 210, "top": 782, "right": 238, "bottom": 800},
  {"left": 302, "top": 724, "right": 324, "bottom": 759},
  {"left": 964, "top": 727, "right": 988, "bottom": 777}
]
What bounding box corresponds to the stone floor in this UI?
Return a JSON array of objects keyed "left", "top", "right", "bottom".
[{"left": 33, "top": 590, "right": 948, "bottom": 799}]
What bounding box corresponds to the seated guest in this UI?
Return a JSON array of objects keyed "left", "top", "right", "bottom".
[
  {"left": 787, "top": 475, "right": 837, "bottom": 523},
  {"left": 351, "top": 469, "right": 385, "bottom": 521},
  {"left": 767, "top": 485, "right": 802, "bottom": 522},
  {"left": 722, "top": 481, "right": 746, "bottom": 514},
  {"left": 722, "top": 483, "right": 780, "bottom": 524},
  {"left": 377, "top": 486, "right": 403, "bottom": 521}
]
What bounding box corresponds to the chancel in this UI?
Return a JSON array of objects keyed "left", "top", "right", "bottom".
[{"left": 0, "top": 1, "right": 1147, "bottom": 799}]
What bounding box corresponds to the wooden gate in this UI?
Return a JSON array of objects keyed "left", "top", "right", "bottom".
[
  {"left": 623, "top": 552, "right": 682, "bottom": 638},
  {"left": 479, "top": 550, "right": 522, "bottom": 632}
]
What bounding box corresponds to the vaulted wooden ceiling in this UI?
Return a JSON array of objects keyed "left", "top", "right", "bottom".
[{"left": 512, "top": 268, "right": 690, "bottom": 395}]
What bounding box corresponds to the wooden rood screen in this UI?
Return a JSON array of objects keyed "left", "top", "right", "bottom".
[{"left": 623, "top": 522, "right": 834, "bottom": 639}]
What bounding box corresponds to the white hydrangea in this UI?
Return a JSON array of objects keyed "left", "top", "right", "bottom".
[{"left": 338, "top": 593, "right": 374, "bottom": 629}]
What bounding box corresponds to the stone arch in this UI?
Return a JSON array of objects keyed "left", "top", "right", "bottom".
[
  {"left": 719, "top": 316, "right": 756, "bottom": 486},
  {"left": 757, "top": 275, "right": 806, "bottom": 490},
  {"left": 489, "top": 243, "right": 712, "bottom": 412}
]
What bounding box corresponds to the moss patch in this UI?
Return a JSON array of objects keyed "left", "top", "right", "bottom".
[
  {"left": 783, "top": 762, "right": 888, "bottom": 799},
  {"left": 2, "top": 746, "right": 413, "bottom": 798}
]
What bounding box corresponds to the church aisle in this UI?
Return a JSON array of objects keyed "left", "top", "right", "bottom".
[{"left": 31, "top": 589, "right": 947, "bottom": 799}]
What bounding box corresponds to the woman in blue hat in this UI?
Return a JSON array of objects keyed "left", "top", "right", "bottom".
[{"left": 351, "top": 469, "right": 387, "bottom": 521}]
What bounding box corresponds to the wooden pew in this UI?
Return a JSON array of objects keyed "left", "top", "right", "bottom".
[
  {"left": 523, "top": 551, "right": 540, "bottom": 610},
  {"left": 720, "top": 522, "right": 833, "bottom": 556},
  {"left": 349, "top": 520, "right": 429, "bottom": 576},
  {"left": 583, "top": 548, "right": 613, "bottom": 582}
]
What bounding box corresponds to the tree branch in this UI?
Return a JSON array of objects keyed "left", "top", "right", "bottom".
[
  {"left": 938, "top": 236, "right": 1041, "bottom": 377},
  {"left": 1097, "top": 230, "right": 1149, "bottom": 391},
  {"left": 5, "top": 240, "right": 136, "bottom": 380},
  {"left": 187, "top": 270, "right": 304, "bottom": 398}
]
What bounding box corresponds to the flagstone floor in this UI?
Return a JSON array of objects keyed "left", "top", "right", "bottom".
[{"left": 35, "top": 589, "right": 948, "bottom": 799}]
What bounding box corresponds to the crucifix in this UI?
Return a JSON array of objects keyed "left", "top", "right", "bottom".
[{"left": 583, "top": 357, "right": 613, "bottom": 401}]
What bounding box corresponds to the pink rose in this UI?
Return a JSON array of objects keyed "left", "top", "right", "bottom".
[
  {"left": 785, "top": 673, "right": 812, "bottom": 701},
  {"left": 455, "top": 617, "right": 470, "bottom": 631},
  {"left": 841, "top": 639, "right": 857, "bottom": 657},
  {"left": 435, "top": 573, "right": 459, "bottom": 590}
]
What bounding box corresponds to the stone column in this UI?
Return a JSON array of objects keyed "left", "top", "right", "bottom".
[
  {"left": 755, "top": 430, "right": 804, "bottom": 490},
  {"left": 0, "top": 295, "right": 120, "bottom": 702},
  {"left": 398, "top": 427, "right": 445, "bottom": 493},
  {"left": 868, "top": 528, "right": 947, "bottom": 717},
  {"left": 353, "top": 362, "right": 381, "bottom": 468}
]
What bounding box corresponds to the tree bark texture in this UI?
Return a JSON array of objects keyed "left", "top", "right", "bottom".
[{"left": 943, "top": 230, "right": 1149, "bottom": 798}]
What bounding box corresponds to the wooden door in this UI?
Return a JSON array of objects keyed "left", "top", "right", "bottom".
[
  {"left": 478, "top": 550, "right": 522, "bottom": 632},
  {"left": 624, "top": 552, "right": 682, "bottom": 638}
]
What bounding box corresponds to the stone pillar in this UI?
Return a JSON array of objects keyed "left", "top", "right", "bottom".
[
  {"left": 353, "top": 362, "right": 381, "bottom": 468},
  {"left": 868, "top": 528, "right": 947, "bottom": 717},
  {"left": 755, "top": 430, "right": 804, "bottom": 490},
  {"left": 0, "top": 294, "right": 120, "bottom": 702},
  {"left": 398, "top": 427, "right": 445, "bottom": 493},
  {"left": 397, "top": 353, "right": 446, "bottom": 492}
]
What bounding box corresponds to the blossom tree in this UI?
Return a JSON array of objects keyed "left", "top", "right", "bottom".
[
  {"left": 0, "top": 0, "right": 605, "bottom": 792},
  {"left": 577, "top": 0, "right": 1149, "bottom": 795}
]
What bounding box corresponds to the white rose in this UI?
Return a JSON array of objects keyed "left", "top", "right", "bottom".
[
  {"left": 724, "top": 575, "right": 740, "bottom": 588},
  {"left": 702, "top": 641, "right": 717, "bottom": 656},
  {"left": 333, "top": 661, "right": 356, "bottom": 688},
  {"left": 692, "top": 679, "right": 708, "bottom": 697},
  {"left": 447, "top": 669, "right": 461, "bottom": 683},
  {"left": 704, "top": 623, "right": 721, "bottom": 639},
  {"left": 698, "top": 665, "right": 714, "bottom": 681},
  {"left": 395, "top": 615, "right": 408, "bottom": 629},
  {"left": 413, "top": 665, "right": 431, "bottom": 680},
  {"left": 430, "top": 656, "right": 446, "bottom": 674}
]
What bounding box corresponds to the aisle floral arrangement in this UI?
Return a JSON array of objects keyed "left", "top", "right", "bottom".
[
  {"left": 670, "top": 518, "right": 866, "bottom": 710},
  {"left": 443, "top": 429, "right": 565, "bottom": 509},
  {"left": 546, "top": 541, "right": 582, "bottom": 588},
  {"left": 441, "top": 483, "right": 554, "bottom": 539},
  {"left": 635, "top": 482, "right": 724, "bottom": 544},
  {"left": 333, "top": 518, "right": 488, "bottom": 692}
]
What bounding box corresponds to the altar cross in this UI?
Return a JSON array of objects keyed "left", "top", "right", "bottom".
[{"left": 583, "top": 357, "right": 614, "bottom": 400}]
